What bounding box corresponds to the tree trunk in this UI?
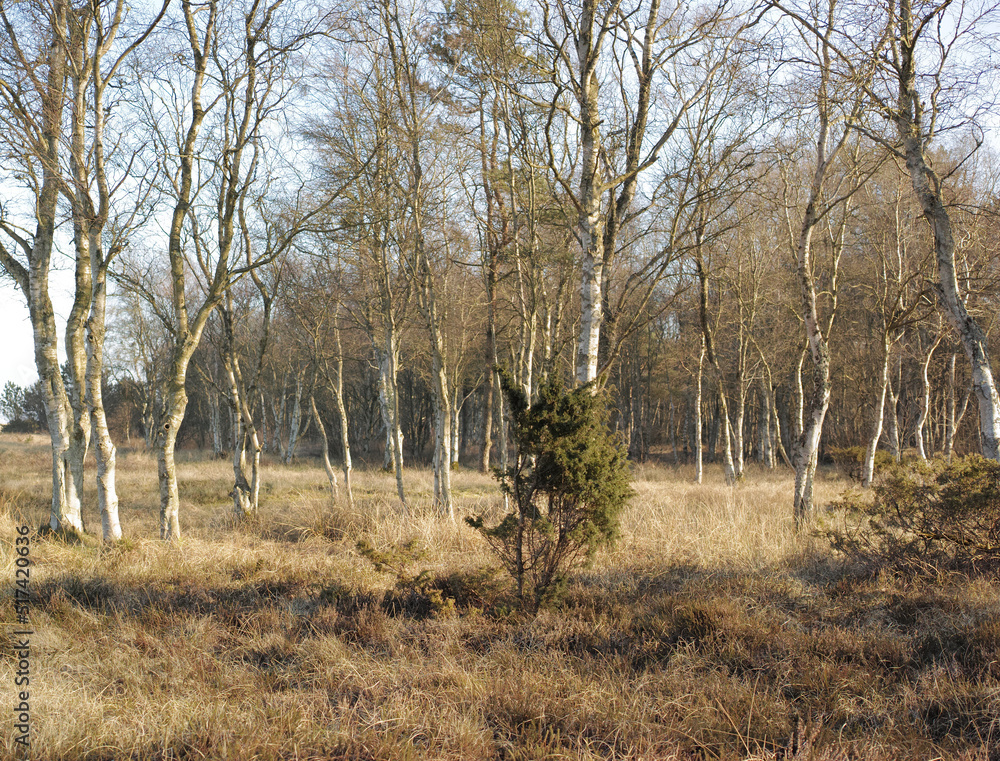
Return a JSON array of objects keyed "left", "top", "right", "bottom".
[
  {"left": 862, "top": 333, "right": 891, "bottom": 487},
  {"left": 733, "top": 379, "right": 746, "bottom": 479},
  {"left": 157, "top": 379, "right": 187, "bottom": 540},
  {"left": 573, "top": 0, "right": 606, "bottom": 387},
  {"left": 944, "top": 351, "right": 972, "bottom": 462},
  {"left": 914, "top": 328, "right": 943, "bottom": 461},
  {"left": 331, "top": 319, "right": 354, "bottom": 510},
  {"left": 376, "top": 339, "right": 407, "bottom": 510},
  {"left": 885, "top": 369, "right": 901, "bottom": 462},
  {"left": 224, "top": 354, "right": 261, "bottom": 520},
  {"left": 86, "top": 276, "right": 122, "bottom": 540},
  {"left": 284, "top": 373, "right": 305, "bottom": 464},
  {"left": 894, "top": 0, "right": 1000, "bottom": 460},
  {"left": 695, "top": 338, "right": 705, "bottom": 484},
  {"left": 311, "top": 396, "right": 338, "bottom": 504}
]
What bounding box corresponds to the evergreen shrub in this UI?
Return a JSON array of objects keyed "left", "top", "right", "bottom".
[{"left": 467, "top": 374, "right": 634, "bottom": 610}]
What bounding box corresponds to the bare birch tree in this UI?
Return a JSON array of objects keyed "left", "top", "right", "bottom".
[
  {"left": 884, "top": 0, "right": 1000, "bottom": 460},
  {"left": 126, "top": 0, "right": 318, "bottom": 539}
]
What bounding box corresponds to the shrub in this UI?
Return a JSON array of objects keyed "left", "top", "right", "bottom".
[
  {"left": 829, "top": 446, "right": 897, "bottom": 483},
  {"left": 467, "top": 374, "right": 634, "bottom": 610},
  {"left": 828, "top": 455, "right": 1000, "bottom": 574}
]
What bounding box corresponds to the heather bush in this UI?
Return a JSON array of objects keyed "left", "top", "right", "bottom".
[
  {"left": 829, "top": 446, "right": 897, "bottom": 483},
  {"left": 829, "top": 455, "right": 1000, "bottom": 574}
]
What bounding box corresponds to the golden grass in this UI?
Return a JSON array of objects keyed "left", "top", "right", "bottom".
[{"left": 1, "top": 432, "right": 998, "bottom": 760}]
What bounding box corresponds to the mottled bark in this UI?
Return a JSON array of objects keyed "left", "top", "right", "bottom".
[
  {"left": 0, "top": 0, "right": 84, "bottom": 533},
  {"left": 86, "top": 276, "right": 122, "bottom": 539},
  {"left": 893, "top": 0, "right": 1000, "bottom": 460},
  {"left": 376, "top": 341, "right": 406, "bottom": 510},
  {"left": 331, "top": 327, "right": 354, "bottom": 511}
]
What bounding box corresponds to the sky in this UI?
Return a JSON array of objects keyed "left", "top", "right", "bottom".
[
  {"left": 0, "top": 281, "right": 42, "bottom": 389},
  {"left": 0, "top": 271, "right": 74, "bottom": 421}
]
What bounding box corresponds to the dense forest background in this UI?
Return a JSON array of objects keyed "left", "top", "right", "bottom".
[{"left": 1, "top": 0, "right": 999, "bottom": 539}]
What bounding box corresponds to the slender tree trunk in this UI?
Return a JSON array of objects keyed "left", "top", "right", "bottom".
[
  {"left": 34, "top": 289, "right": 83, "bottom": 533},
  {"left": 733, "top": 380, "right": 746, "bottom": 479},
  {"left": 573, "top": 0, "right": 606, "bottom": 387},
  {"left": 376, "top": 339, "right": 406, "bottom": 510},
  {"left": 311, "top": 396, "right": 338, "bottom": 503},
  {"left": 885, "top": 370, "right": 901, "bottom": 462},
  {"left": 285, "top": 373, "right": 305, "bottom": 464},
  {"left": 945, "top": 351, "right": 970, "bottom": 462},
  {"left": 914, "top": 328, "right": 943, "bottom": 461},
  {"left": 862, "top": 333, "right": 891, "bottom": 487},
  {"left": 157, "top": 379, "right": 188, "bottom": 540},
  {"left": 716, "top": 382, "right": 737, "bottom": 484},
  {"left": 695, "top": 338, "right": 705, "bottom": 484},
  {"left": 793, "top": 208, "right": 835, "bottom": 526},
  {"left": 224, "top": 353, "right": 262, "bottom": 520},
  {"left": 451, "top": 386, "right": 462, "bottom": 467},
  {"left": 209, "top": 387, "right": 224, "bottom": 458},
  {"left": 332, "top": 359, "right": 354, "bottom": 511}
]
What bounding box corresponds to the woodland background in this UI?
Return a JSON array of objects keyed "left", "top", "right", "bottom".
[{"left": 0, "top": 0, "right": 998, "bottom": 539}]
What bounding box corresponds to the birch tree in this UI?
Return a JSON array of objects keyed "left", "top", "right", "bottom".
[
  {"left": 0, "top": 0, "right": 81, "bottom": 533},
  {"left": 775, "top": 0, "right": 883, "bottom": 526},
  {"left": 0, "top": 0, "right": 164, "bottom": 537},
  {"left": 538, "top": 0, "right": 765, "bottom": 386},
  {"left": 884, "top": 0, "right": 1000, "bottom": 460},
  {"left": 128, "top": 0, "right": 316, "bottom": 539}
]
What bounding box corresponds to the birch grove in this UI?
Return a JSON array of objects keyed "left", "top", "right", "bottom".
[{"left": 3, "top": 0, "right": 1000, "bottom": 537}]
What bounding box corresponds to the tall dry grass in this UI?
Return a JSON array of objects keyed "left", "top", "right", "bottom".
[{"left": 1, "top": 433, "right": 998, "bottom": 760}]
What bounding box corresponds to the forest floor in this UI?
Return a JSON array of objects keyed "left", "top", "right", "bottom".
[{"left": 1, "top": 432, "right": 998, "bottom": 760}]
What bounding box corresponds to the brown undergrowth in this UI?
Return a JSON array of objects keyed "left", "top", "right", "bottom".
[{"left": 1, "top": 434, "right": 998, "bottom": 760}]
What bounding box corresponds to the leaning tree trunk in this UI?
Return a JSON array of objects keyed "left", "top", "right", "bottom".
[
  {"left": 895, "top": 0, "right": 1000, "bottom": 460},
  {"left": 792, "top": 207, "right": 835, "bottom": 527},
  {"left": 157, "top": 377, "right": 188, "bottom": 541},
  {"left": 311, "top": 396, "right": 339, "bottom": 504}
]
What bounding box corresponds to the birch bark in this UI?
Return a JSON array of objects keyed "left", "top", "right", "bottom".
[{"left": 891, "top": 0, "right": 1000, "bottom": 460}]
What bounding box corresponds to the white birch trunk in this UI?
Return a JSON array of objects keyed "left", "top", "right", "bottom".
[
  {"left": 914, "top": 329, "right": 943, "bottom": 461},
  {"left": 157, "top": 380, "right": 187, "bottom": 540},
  {"left": 285, "top": 373, "right": 304, "bottom": 464},
  {"left": 862, "top": 334, "right": 891, "bottom": 488},
  {"left": 86, "top": 276, "right": 122, "bottom": 540},
  {"left": 450, "top": 385, "right": 461, "bottom": 467},
  {"left": 311, "top": 396, "right": 338, "bottom": 503},
  {"left": 376, "top": 340, "right": 407, "bottom": 510},
  {"left": 574, "top": 0, "right": 605, "bottom": 387},
  {"left": 895, "top": 0, "right": 1000, "bottom": 461}
]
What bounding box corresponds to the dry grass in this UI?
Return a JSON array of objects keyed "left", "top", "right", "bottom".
[{"left": 1, "top": 432, "right": 998, "bottom": 760}]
